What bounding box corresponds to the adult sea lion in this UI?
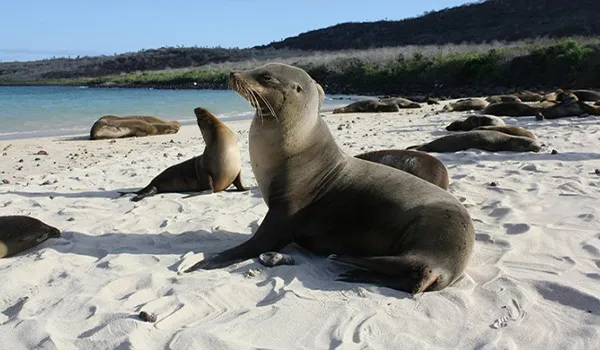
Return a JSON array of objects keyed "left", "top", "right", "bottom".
[
  {"left": 515, "top": 91, "right": 543, "bottom": 102},
  {"left": 442, "top": 98, "right": 489, "bottom": 112},
  {"left": 355, "top": 149, "right": 449, "bottom": 190},
  {"left": 473, "top": 125, "right": 537, "bottom": 140},
  {"left": 486, "top": 95, "right": 522, "bottom": 104},
  {"left": 119, "top": 107, "right": 245, "bottom": 202},
  {"left": 445, "top": 115, "right": 505, "bottom": 131},
  {"left": 483, "top": 102, "right": 539, "bottom": 117},
  {"left": 332, "top": 99, "right": 399, "bottom": 114},
  {"left": 0, "top": 216, "right": 60, "bottom": 258},
  {"left": 407, "top": 130, "right": 541, "bottom": 153},
  {"left": 538, "top": 98, "right": 587, "bottom": 119},
  {"left": 571, "top": 89, "right": 600, "bottom": 102},
  {"left": 379, "top": 97, "right": 421, "bottom": 109},
  {"left": 90, "top": 115, "right": 181, "bottom": 140},
  {"left": 186, "top": 63, "right": 475, "bottom": 294}
]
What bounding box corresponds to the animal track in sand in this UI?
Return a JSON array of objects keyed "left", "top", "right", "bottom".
[
  {"left": 577, "top": 213, "right": 595, "bottom": 222},
  {"left": 475, "top": 233, "right": 512, "bottom": 249},
  {"left": 490, "top": 299, "right": 526, "bottom": 329},
  {"left": 503, "top": 223, "right": 531, "bottom": 235},
  {"left": 582, "top": 243, "right": 600, "bottom": 257}
]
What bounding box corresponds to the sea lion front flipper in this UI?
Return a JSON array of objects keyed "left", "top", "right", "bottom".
[
  {"left": 184, "top": 207, "right": 293, "bottom": 272},
  {"left": 130, "top": 186, "right": 158, "bottom": 202},
  {"left": 231, "top": 172, "right": 247, "bottom": 191},
  {"left": 331, "top": 255, "right": 442, "bottom": 294}
]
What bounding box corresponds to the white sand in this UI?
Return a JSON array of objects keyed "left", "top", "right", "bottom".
[{"left": 1, "top": 103, "right": 599, "bottom": 349}]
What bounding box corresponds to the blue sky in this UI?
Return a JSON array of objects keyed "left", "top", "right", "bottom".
[{"left": 0, "top": 0, "right": 469, "bottom": 62}]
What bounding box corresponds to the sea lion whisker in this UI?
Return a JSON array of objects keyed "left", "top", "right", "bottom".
[{"left": 255, "top": 90, "right": 279, "bottom": 123}]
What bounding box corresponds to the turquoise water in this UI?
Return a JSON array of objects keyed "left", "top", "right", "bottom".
[{"left": 0, "top": 86, "right": 357, "bottom": 140}]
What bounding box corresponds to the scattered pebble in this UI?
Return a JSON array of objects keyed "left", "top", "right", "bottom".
[
  {"left": 67, "top": 218, "right": 75, "bottom": 222},
  {"left": 551, "top": 149, "right": 558, "bottom": 155},
  {"left": 34, "top": 157, "right": 41, "bottom": 161},
  {"left": 1, "top": 179, "right": 9, "bottom": 184},
  {"left": 18, "top": 159, "right": 24, "bottom": 163},
  {"left": 245, "top": 268, "right": 262, "bottom": 278},
  {"left": 139, "top": 311, "right": 157, "bottom": 323},
  {"left": 258, "top": 252, "right": 295, "bottom": 267},
  {"left": 40, "top": 180, "right": 52, "bottom": 186},
  {"left": 35, "top": 150, "right": 48, "bottom": 155},
  {"left": 177, "top": 153, "right": 183, "bottom": 157},
  {"left": 595, "top": 169, "right": 600, "bottom": 175},
  {"left": 489, "top": 182, "right": 498, "bottom": 187}
]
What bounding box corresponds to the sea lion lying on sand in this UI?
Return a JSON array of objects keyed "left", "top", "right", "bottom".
[
  {"left": 473, "top": 125, "right": 537, "bottom": 140},
  {"left": 378, "top": 97, "right": 421, "bottom": 109},
  {"left": 119, "top": 107, "right": 245, "bottom": 201},
  {"left": 355, "top": 149, "right": 449, "bottom": 190},
  {"left": 515, "top": 90, "right": 544, "bottom": 102},
  {"left": 483, "top": 102, "right": 539, "bottom": 117},
  {"left": 90, "top": 115, "right": 181, "bottom": 140},
  {"left": 445, "top": 115, "right": 505, "bottom": 131},
  {"left": 0, "top": 216, "right": 61, "bottom": 258},
  {"left": 442, "top": 98, "right": 489, "bottom": 112},
  {"left": 486, "top": 95, "right": 522, "bottom": 104},
  {"left": 333, "top": 99, "right": 400, "bottom": 114},
  {"left": 407, "top": 130, "right": 541, "bottom": 153}
]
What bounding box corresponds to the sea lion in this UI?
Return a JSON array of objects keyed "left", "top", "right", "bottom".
[
  {"left": 445, "top": 114, "right": 505, "bottom": 131},
  {"left": 355, "top": 150, "right": 449, "bottom": 190},
  {"left": 333, "top": 99, "right": 400, "bottom": 114},
  {"left": 571, "top": 89, "right": 600, "bottom": 102},
  {"left": 379, "top": 97, "right": 421, "bottom": 109},
  {"left": 473, "top": 125, "right": 537, "bottom": 139},
  {"left": 442, "top": 98, "right": 489, "bottom": 112},
  {"left": 0, "top": 216, "right": 60, "bottom": 258},
  {"left": 542, "top": 89, "right": 564, "bottom": 102},
  {"left": 515, "top": 91, "right": 544, "bottom": 102},
  {"left": 90, "top": 115, "right": 181, "bottom": 140},
  {"left": 407, "top": 130, "right": 541, "bottom": 153},
  {"left": 486, "top": 95, "right": 522, "bottom": 104},
  {"left": 186, "top": 63, "right": 475, "bottom": 294},
  {"left": 538, "top": 98, "right": 587, "bottom": 119},
  {"left": 119, "top": 107, "right": 245, "bottom": 201},
  {"left": 483, "top": 102, "right": 539, "bottom": 117}
]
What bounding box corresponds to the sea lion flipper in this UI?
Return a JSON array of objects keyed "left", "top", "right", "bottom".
[
  {"left": 130, "top": 186, "right": 158, "bottom": 202},
  {"left": 331, "top": 255, "right": 441, "bottom": 294},
  {"left": 232, "top": 172, "right": 247, "bottom": 191},
  {"left": 184, "top": 208, "right": 293, "bottom": 272}
]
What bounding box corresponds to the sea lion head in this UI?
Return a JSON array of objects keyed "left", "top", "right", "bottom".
[
  {"left": 509, "top": 137, "right": 541, "bottom": 153},
  {"left": 229, "top": 63, "right": 322, "bottom": 125}
]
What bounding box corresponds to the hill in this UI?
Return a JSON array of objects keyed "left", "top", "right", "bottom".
[{"left": 260, "top": 0, "right": 600, "bottom": 50}]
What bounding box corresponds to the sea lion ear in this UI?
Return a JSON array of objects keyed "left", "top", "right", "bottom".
[{"left": 314, "top": 81, "right": 325, "bottom": 108}]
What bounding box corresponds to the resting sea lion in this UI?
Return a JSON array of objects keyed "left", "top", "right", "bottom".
[
  {"left": 486, "top": 95, "right": 522, "bottom": 104},
  {"left": 407, "top": 130, "right": 541, "bottom": 153},
  {"left": 571, "top": 89, "right": 600, "bottom": 102},
  {"left": 119, "top": 107, "right": 245, "bottom": 201},
  {"left": 185, "top": 63, "right": 475, "bottom": 294},
  {"left": 90, "top": 115, "right": 181, "bottom": 140},
  {"left": 442, "top": 98, "right": 489, "bottom": 112},
  {"left": 0, "top": 216, "right": 60, "bottom": 258},
  {"left": 515, "top": 91, "right": 544, "bottom": 102},
  {"left": 355, "top": 149, "right": 449, "bottom": 190},
  {"left": 333, "top": 99, "right": 399, "bottom": 114},
  {"left": 483, "top": 102, "right": 539, "bottom": 117},
  {"left": 538, "top": 98, "right": 587, "bottom": 119},
  {"left": 473, "top": 125, "right": 537, "bottom": 139},
  {"left": 379, "top": 97, "right": 421, "bottom": 109},
  {"left": 445, "top": 114, "right": 505, "bottom": 131}
]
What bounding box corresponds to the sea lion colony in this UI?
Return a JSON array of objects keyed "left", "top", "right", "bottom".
[{"left": 4, "top": 64, "right": 599, "bottom": 296}]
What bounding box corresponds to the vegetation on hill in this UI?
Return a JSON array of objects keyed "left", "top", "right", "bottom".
[{"left": 261, "top": 0, "right": 600, "bottom": 50}]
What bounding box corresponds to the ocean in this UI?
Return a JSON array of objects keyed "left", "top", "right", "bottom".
[{"left": 0, "top": 86, "right": 360, "bottom": 140}]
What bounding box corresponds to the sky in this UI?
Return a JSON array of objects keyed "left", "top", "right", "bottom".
[{"left": 0, "top": 0, "right": 470, "bottom": 62}]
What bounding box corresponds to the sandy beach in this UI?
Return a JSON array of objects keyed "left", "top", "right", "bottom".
[{"left": 1, "top": 102, "right": 599, "bottom": 349}]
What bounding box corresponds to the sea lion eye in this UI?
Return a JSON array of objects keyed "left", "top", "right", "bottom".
[
  {"left": 260, "top": 74, "right": 277, "bottom": 84},
  {"left": 295, "top": 85, "right": 303, "bottom": 93}
]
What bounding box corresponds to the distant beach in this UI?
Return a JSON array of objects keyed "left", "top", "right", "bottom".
[{"left": 0, "top": 86, "right": 360, "bottom": 140}]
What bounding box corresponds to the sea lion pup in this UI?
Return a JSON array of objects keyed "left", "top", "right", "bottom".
[
  {"left": 355, "top": 150, "right": 449, "bottom": 190},
  {"left": 90, "top": 115, "right": 181, "bottom": 140},
  {"left": 485, "top": 95, "right": 522, "bottom": 104},
  {"left": 571, "top": 89, "right": 600, "bottom": 102},
  {"left": 407, "top": 130, "right": 541, "bottom": 153},
  {"left": 483, "top": 102, "right": 539, "bottom": 117},
  {"left": 0, "top": 216, "right": 60, "bottom": 258},
  {"left": 442, "top": 98, "right": 489, "bottom": 112},
  {"left": 445, "top": 114, "right": 505, "bottom": 131},
  {"left": 515, "top": 90, "right": 544, "bottom": 102},
  {"left": 186, "top": 63, "right": 475, "bottom": 294},
  {"left": 332, "top": 99, "right": 399, "bottom": 114},
  {"left": 379, "top": 97, "right": 421, "bottom": 109},
  {"left": 119, "top": 107, "right": 245, "bottom": 202},
  {"left": 473, "top": 125, "right": 537, "bottom": 140}
]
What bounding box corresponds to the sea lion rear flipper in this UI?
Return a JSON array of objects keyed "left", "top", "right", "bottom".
[
  {"left": 331, "top": 255, "right": 441, "bottom": 294},
  {"left": 405, "top": 144, "right": 423, "bottom": 150},
  {"left": 130, "top": 186, "right": 158, "bottom": 202},
  {"left": 232, "top": 172, "right": 247, "bottom": 191}
]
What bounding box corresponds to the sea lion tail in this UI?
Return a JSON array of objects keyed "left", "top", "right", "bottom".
[
  {"left": 130, "top": 186, "right": 158, "bottom": 202},
  {"left": 331, "top": 255, "right": 445, "bottom": 294}
]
